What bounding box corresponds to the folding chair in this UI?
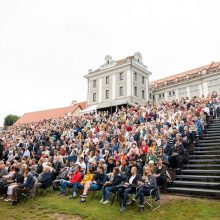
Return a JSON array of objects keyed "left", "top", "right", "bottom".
[{"left": 144, "top": 187, "right": 161, "bottom": 211}]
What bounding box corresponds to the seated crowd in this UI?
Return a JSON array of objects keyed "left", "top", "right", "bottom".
[{"left": 0, "top": 95, "right": 219, "bottom": 212}]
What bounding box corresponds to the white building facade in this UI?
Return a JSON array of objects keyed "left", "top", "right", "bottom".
[
  {"left": 150, "top": 61, "right": 220, "bottom": 103},
  {"left": 84, "top": 52, "right": 152, "bottom": 109},
  {"left": 85, "top": 53, "right": 220, "bottom": 109}
]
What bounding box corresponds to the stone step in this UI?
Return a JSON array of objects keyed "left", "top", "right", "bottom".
[
  {"left": 193, "top": 150, "right": 220, "bottom": 154},
  {"left": 198, "top": 143, "right": 220, "bottom": 146},
  {"left": 181, "top": 169, "right": 220, "bottom": 175},
  {"left": 199, "top": 139, "right": 220, "bottom": 143},
  {"left": 176, "top": 175, "right": 220, "bottom": 181},
  {"left": 173, "top": 180, "right": 220, "bottom": 187},
  {"left": 184, "top": 164, "right": 220, "bottom": 168},
  {"left": 167, "top": 187, "right": 220, "bottom": 197},
  {"left": 195, "top": 146, "right": 220, "bottom": 151},
  {"left": 190, "top": 155, "right": 220, "bottom": 159},
  {"left": 188, "top": 159, "right": 220, "bottom": 163}
]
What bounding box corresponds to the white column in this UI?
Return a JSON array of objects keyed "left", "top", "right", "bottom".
[
  {"left": 127, "top": 70, "right": 131, "bottom": 96},
  {"left": 203, "top": 81, "right": 208, "bottom": 97},
  {"left": 165, "top": 92, "right": 168, "bottom": 100},
  {"left": 87, "top": 79, "right": 90, "bottom": 106},
  {"left": 199, "top": 83, "right": 203, "bottom": 96},
  {"left": 112, "top": 74, "right": 116, "bottom": 100},
  {"left": 187, "top": 86, "right": 190, "bottom": 98},
  {"left": 99, "top": 78, "right": 102, "bottom": 102},
  {"left": 175, "top": 89, "right": 179, "bottom": 100},
  {"left": 145, "top": 76, "right": 149, "bottom": 101}
]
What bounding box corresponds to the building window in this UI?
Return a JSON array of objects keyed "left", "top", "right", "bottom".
[
  {"left": 106, "top": 76, "right": 110, "bottom": 84},
  {"left": 93, "top": 80, "right": 96, "bottom": 88},
  {"left": 172, "top": 90, "right": 175, "bottom": 95},
  {"left": 159, "top": 94, "right": 161, "bottom": 98},
  {"left": 169, "top": 91, "right": 171, "bottom": 96},
  {"left": 150, "top": 93, "right": 152, "bottom": 99},
  {"left": 134, "top": 72, "right": 137, "bottom": 81},
  {"left": 142, "top": 90, "right": 145, "bottom": 99},
  {"left": 106, "top": 90, "right": 109, "bottom": 99},
  {"left": 153, "top": 95, "right": 155, "bottom": 100},
  {"left": 190, "top": 84, "right": 199, "bottom": 92},
  {"left": 162, "top": 93, "right": 165, "bottom": 98},
  {"left": 120, "top": 72, "right": 123, "bottom": 80},
  {"left": 142, "top": 76, "right": 145, "bottom": 84},
  {"left": 134, "top": 87, "right": 138, "bottom": 96},
  {"left": 119, "top": 87, "right": 123, "bottom": 96},
  {"left": 93, "top": 93, "right": 96, "bottom": 102}
]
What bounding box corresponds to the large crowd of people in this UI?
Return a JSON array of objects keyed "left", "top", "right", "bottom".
[{"left": 0, "top": 95, "right": 219, "bottom": 212}]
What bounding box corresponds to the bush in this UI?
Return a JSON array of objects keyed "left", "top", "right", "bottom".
[{"left": 4, "top": 114, "right": 20, "bottom": 126}]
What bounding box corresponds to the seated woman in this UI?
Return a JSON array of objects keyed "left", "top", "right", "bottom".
[
  {"left": 133, "top": 165, "right": 157, "bottom": 212},
  {"left": 68, "top": 167, "right": 93, "bottom": 199},
  {"left": 79, "top": 165, "right": 106, "bottom": 202},
  {"left": 10, "top": 165, "right": 35, "bottom": 205},
  {"left": 154, "top": 158, "right": 167, "bottom": 192},
  {"left": 4, "top": 164, "right": 26, "bottom": 202},
  {"left": 101, "top": 167, "right": 123, "bottom": 204}
]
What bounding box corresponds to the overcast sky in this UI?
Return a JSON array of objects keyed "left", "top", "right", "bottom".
[{"left": 0, "top": 0, "right": 220, "bottom": 125}]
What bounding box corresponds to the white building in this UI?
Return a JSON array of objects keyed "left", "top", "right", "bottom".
[
  {"left": 85, "top": 53, "right": 220, "bottom": 110},
  {"left": 150, "top": 61, "right": 220, "bottom": 103},
  {"left": 84, "top": 52, "right": 152, "bottom": 109}
]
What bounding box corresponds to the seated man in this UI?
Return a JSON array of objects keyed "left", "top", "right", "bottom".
[
  {"left": 68, "top": 167, "right": 93, "bottom": 199},
  {"left": 59, "top": 165, "right": 81, "bottom": 196},
  {"left": 32, "top": 166, "right": 52, "bottom": 197},
  {"left": 154, "top": 158, "right": 167, "bottom": 192},
  {"left": 10, "top": 166, "right": 35, "bottom": 204},
  {"left": 133, "top": 165, "right": 158, "bottom": 212},
  {"left": 118, "top": 166, "right": 141, "bottom": 212},
  {"left": 79, "top": 165, "right": 106, "bottom": 202}
]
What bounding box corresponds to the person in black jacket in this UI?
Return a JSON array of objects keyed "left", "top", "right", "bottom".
[
  {"left": 118, "top": 166, "right": 141, "bottom": 212},
  {"left": 32, "top": 166, "right": 52, "bottom": 197},
  {"left": 101, "top": 167, "right": 123, "bottom": 204},
  {"left": 80, "top": 165, "right": 107, "bottom": 202},
  {"left": 10, "top": 166, "right": 35, "bottom": 204}
]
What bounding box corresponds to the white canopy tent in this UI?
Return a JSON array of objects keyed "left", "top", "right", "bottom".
[{"left": 80, "top": 105, "right": 97, "bottom": 114}]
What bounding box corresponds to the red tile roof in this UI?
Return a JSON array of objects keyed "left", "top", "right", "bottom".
[
  {"left": 15, "top": 101, "right": 87, "bottom": 125},
  {"left": 150, "top": 61, "right": 220, "bottom": 86}
]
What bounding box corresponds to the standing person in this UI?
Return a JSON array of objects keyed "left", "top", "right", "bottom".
[{"left": 0, "top": 139, "right": 4, "bottom": 160}]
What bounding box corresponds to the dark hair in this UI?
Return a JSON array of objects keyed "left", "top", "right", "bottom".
[
  {"left": 98, "top": 165, "right": 104, "bottom": 173},
  {"left": 113, "top": 167, "right": 120, "bottom": 174}
]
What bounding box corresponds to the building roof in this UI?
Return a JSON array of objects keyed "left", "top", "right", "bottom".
[
  {"left": 15, "top": 101, "right": 87, "bottom": 125},
  {"left": 150, "top": 61, "right": 220, "bottom": 86},
  {"left": 91, "top": 56, "right": 134, "bottom": 74}
]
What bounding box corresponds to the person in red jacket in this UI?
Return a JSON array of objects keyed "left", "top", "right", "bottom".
[{"left": 59, "top": 165, "right": 82, "bottom": 196}]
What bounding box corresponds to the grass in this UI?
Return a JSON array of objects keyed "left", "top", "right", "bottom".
[{"left": 0, "top": 192, "right": 220, "bottom": 220}]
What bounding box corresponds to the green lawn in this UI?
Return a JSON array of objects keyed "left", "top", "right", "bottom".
[{"left": 0, "top": 192, "right": 220, "bottom": 220}]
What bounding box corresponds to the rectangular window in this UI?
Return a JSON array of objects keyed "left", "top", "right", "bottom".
[
  {"left": 134, "top": 72, "right": 137, "bottom": 81},
  {"left": 106, "top": 76, "right": 110, "bottom": 84},
  {"left": 93, "top": 80, "right": 96, "bottom": 88},
  {"left": 106, "top": 90, "right": 109, "bottom": 99},
  {"left": 172, "top": 90, "right": 175, "bottom": 95},
  {"left": 119, "top": 87, "right": 123, "bottom": 96},
  {"left": 142, "top": 76, "right": 145, "bottom": 84},
  {"left": 190, "top": 84, "right": 199, "bottom": 92},
  {"left": 93, "top": 93, "right": 96, "bottom": 102},
  {"left": 162, "top": 93, "right": 165, "bottom": 98},
  {"left": 159, "top": 94, "right": 161, "bottom": 98},
  {"left": 142, "top": 90, "right": 145, "bottom": 99},
  {"left": 153, "top": 95, "right": 155, "bottom": 100},
  {"left": 150, "top": 93, "right": 152, "bottom": 99},
  {"left": 120, "top": 72, "right": 123, "bottom": 80},
  {"left": 134, "top": 87, "right": 138, "bottom": 96},
  {"left": 169, "top": 91, "right": 172, "bottom": 96}
]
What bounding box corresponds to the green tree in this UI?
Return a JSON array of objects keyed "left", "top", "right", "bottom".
[{"left": 4, "top": 114, "right": 20, "bottom": 126}]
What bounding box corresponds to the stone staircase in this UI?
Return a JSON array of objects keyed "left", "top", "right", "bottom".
[{"left": 168, "top": 118, "right": 220, "bottom": 198}]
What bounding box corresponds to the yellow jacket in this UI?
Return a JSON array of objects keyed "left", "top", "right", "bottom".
[{"left": 81, "top": 173, "right": 94, "bottom": 185}]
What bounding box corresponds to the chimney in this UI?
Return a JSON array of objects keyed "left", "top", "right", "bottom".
[{"left": 71, "top": 100, "right": 77, "bottom": 105}]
